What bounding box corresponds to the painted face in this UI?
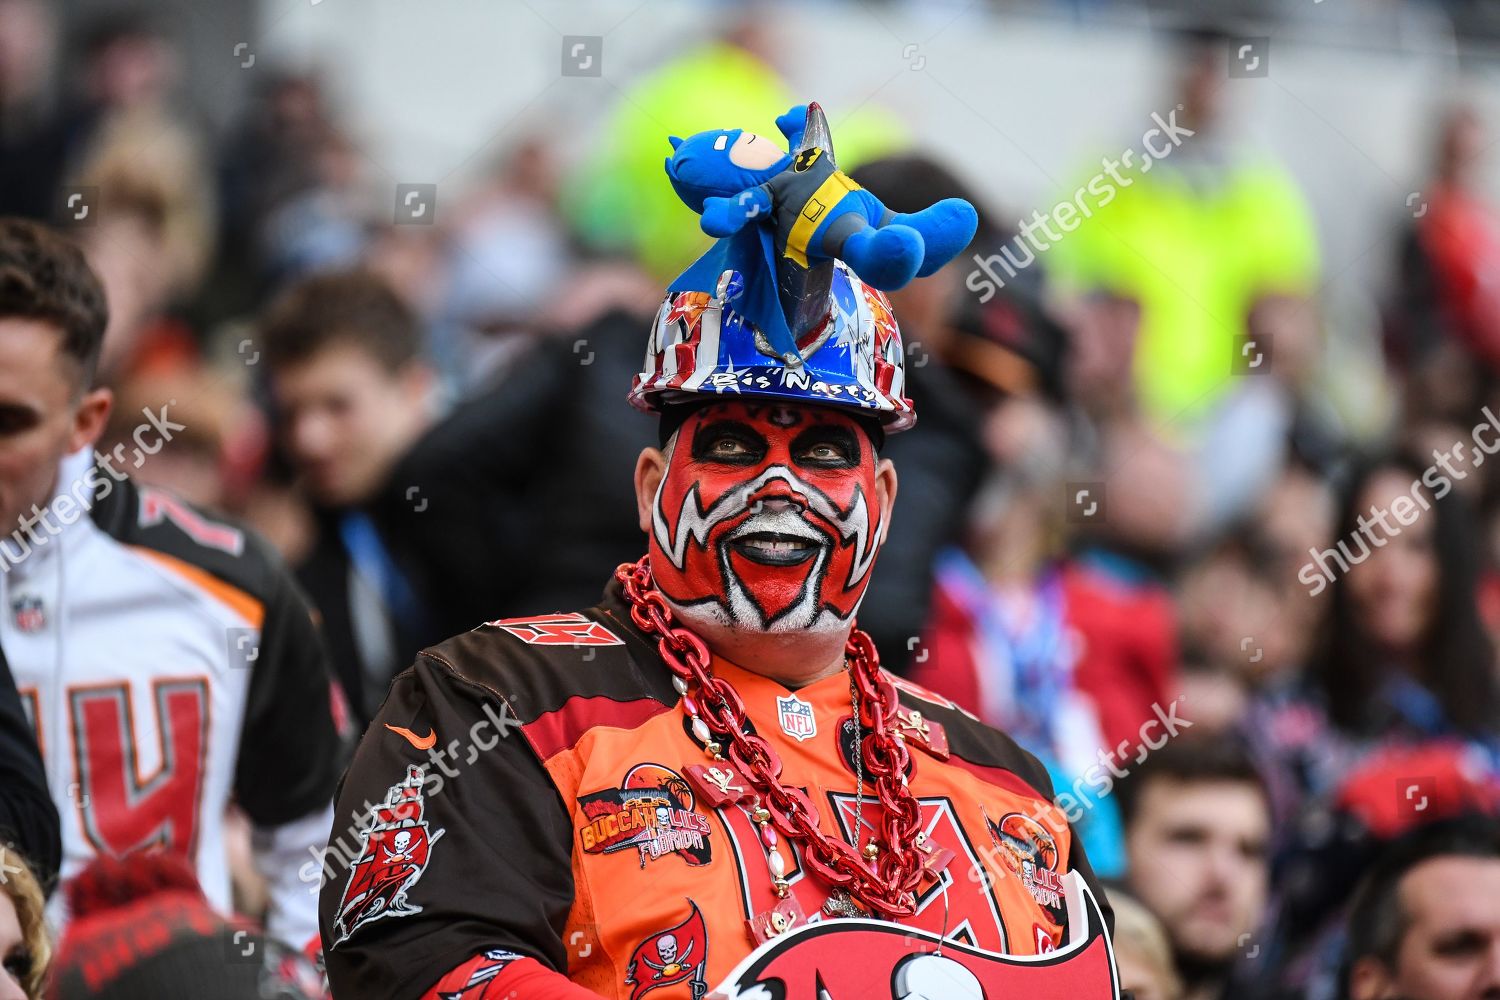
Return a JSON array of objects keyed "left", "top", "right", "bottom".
[{"left": 649, "top": 401, "right": 884, "bottom": 635}]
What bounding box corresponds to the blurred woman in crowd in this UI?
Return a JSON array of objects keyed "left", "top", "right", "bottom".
[
  {"left": 0, "top": 851, "right": 49, "bottom": 1000},
  {"left": 1322, "top": 458, "right": 1498, "bottom": 737},
  {"left": 1250, "top": 453, "right": 1500, "bottom": 817},
  {"left": 1241, "top": 453, "right": 1500, "bottom": 997}
]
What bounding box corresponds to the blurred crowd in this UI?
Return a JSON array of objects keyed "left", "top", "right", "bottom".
[{"left": 3, "top": 1, "right": 1500, "bottom": 999}]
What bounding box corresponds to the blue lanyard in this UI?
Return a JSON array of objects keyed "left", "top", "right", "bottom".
[
  {"left": 937, "top": 548, "right": 1069, "bottom": 755},
  {"left": 338, "top": 512, "right": 426, "bottom": 632}
]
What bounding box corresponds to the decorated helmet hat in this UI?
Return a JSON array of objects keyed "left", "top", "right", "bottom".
[
  {"left": 629, "top": 102, "right": 918, "bottom": 434},
  {"left": 629, "top": 261, "right": 916, "bottom": 432}
]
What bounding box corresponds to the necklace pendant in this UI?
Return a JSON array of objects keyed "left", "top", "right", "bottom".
[
  {"left": 684, "top": 762, "right": 753, "bottom": 808},
  {"left": 821, "top": 890, "right": 867, "bottom": 919},
  {"left": 894, "top": 706, "right": 950, "bottom": 760},
  {"left": 747, "top": 894, "right": 807, "bottom": 944},
  {"left": 915, "top": 836, "right": 956, "bottom": 890}
]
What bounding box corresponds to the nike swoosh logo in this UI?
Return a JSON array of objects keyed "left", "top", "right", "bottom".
[{"left": 385, "top": 723, "right": 436, "bottom": 751}]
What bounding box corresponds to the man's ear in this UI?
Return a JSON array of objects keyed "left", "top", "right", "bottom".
[
  {"left": 1347, "top": 956, "right": 1393, "bottom": 1000},
  {"left": 874, "top": 457, "right": 897, "bottom": 544},
  {"left": 67, "top": 386, "right": 112, "bottom": 454},
  {"left": 635, "top": 446, "right": 668, "bottom": 535}
]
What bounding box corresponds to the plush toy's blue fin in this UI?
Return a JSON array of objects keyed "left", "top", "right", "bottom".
[{"left": 794, "top": 102, "right": 834, "bottom": 164}]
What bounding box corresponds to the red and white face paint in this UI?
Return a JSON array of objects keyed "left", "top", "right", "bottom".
[{"left": 649, "top": 401, "right": 884, "bottom": 636}]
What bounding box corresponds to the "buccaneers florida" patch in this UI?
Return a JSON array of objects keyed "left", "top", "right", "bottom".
[
  {"left": 330, "top": 764, "right": 445, "bottom": 947},
  {"left": 578, "top": 763, "right": 712, "bottom": 868},
  {"left": 985, "top": 809, "right": 1069, "bottom": 939}
]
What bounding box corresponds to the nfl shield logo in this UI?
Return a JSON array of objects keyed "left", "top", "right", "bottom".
[
  {"left": 11, "top": 595, "right": 44, "bottom": 633},
  {"left": 776, "top": 695, "right": 817, "bottom": 742}
]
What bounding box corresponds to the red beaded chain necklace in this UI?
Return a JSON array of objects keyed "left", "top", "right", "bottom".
[{"left": 615, "top": 556, "right": 946, "bottom": 921}]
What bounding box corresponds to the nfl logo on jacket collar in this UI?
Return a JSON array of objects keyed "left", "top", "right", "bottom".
[
  {"left": 776, "top": 695, "right": 817, "bottom": 742},
  {"left": 10, "top": 595, "right": 44, "bottom": 633}
]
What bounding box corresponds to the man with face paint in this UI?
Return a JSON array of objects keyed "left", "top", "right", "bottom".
[
  {"left": 321, "top": 162, "right": 1116, "bottom": 1000},
  {"left": 642, "top": 400, "right": 892, "bottom": 658}
]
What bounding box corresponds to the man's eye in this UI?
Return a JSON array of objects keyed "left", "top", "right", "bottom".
[
  {"left": 690, "top": 421, "right": 766, "bottom": 463},
  {"left": 4, "top": 948, "right": 32, "bottom": 981},
  {"left": 1164, "top": 828, "right": 1209, "bottom": 847},
  {"left": 797, "top": 441, "right": 853, "bottom": 465},
  {"left": 710, "top": 438, "right": 748, "bottom": 457},
  {"left": 0, "top": 407, "right": 39, "bottom": 437}
]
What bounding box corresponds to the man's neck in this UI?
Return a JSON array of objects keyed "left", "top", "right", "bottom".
[{"left": 705, "top": 627, "right": 851, "bottom": 689}]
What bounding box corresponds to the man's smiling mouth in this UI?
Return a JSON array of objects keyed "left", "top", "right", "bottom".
[{"left": 728, "top": 531, "right": 820, "bottom": 566}]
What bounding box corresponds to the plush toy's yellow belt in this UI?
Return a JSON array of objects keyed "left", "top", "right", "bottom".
[{"left": 784, "top": 172, "right": 863, "bottom": 267}]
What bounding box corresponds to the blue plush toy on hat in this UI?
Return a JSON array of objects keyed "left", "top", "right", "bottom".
[{"left": 665, "top": 103, "right": 978, "bottom": 292}]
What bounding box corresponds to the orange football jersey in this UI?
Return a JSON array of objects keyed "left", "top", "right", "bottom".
[{"left": 320, "top": 579, "right": 1108, "bottom": 999}]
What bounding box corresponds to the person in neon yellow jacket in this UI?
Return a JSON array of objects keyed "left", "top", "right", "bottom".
[
  {"left": 1046, "top": 30, "right": 1321, "bottom": 428},
  {"left": 565, "top": 25, "right": 904, "bottom": 282}
]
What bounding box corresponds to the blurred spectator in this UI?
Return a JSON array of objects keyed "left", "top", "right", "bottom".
[
  {"left": 0, "top": 848, "right": 48, "bottom": 1000},
  {"left": 101, "top": 367, "right": 268, "bottom": 512},
  {"left": 213, "top": 71, "right": 347, "bottom": 314},
  {"left": 1111, "top": 889, "right": 1186, "bottom": 1000},
  {"left": 438, "top": 137, "right": 571, "bottom": 392},
  {"left": 1178, "top": 539, "right": 1282, "bottom": 691},
  {"left": 60, "top": 13, "right": 215, "bottom": 344},
  {"left": 0, "top": 0, "right": 63, "bottom": 221},
  {"left": 260, "top": 270, "right": 438, "bottom": 723},
  {"left": 48, "top": 852, "right": 321, "bottom": 1000},
  {"left": 907, "top": 280, "right": 1182, "bottom": 876},
  {"left": 1049, "top": 25, "right": 1322, "bottom": 535},
  {"left": 1388, "top": 105, "right": 1500, "bottom": 393},
  {"left": 364, "top": 223, "right": 449, "bottom": 343},
  {"left": 258, "top": 127, "right": 370, "bottom": 284},
  {"left": 1251, "top": 454, "right": 1500, "bottom": 827},
  {"left": 70, "top": 129, "right": 213, "bottom": 385},
  {"left": 1254, "top": 737, "right": 1500, "bottom": 998},
  {"left": 1175, "top": 457, "right": 1336, "bottom": 784},
  {"left": 1176, "top": 508, "right": 1325, "bottom": 729},
  {"left": 1118, "top": 735, "right": 1271, "bottom": 1000},
  {"left": 73, "top": 12, "right": 177, "bottom": 118},
  {"left": 377, "top": 300, "right": 659, "bottom": 633},
  {"left": 847, "top": 154, "right": 992, "bottom": 671},
  {"left": 72, "top": 105, "right": 213, "bottom": 307},
  {"left": 1343, "top": 816, "right": 1500, "bottom": 1000},
  {"left": 0, "top": 218, "right": 344, "bottom": 948},
  {"left": 1250, "top": 458, "right": 1339, "bottom": 660},
  {"left": 1174, "top": 661, "right": 1251, "bottom": 736}
]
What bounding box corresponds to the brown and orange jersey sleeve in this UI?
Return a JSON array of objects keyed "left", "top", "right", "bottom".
[{"left": 319, "top": 652, "right": 579, "bottom": 999}]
